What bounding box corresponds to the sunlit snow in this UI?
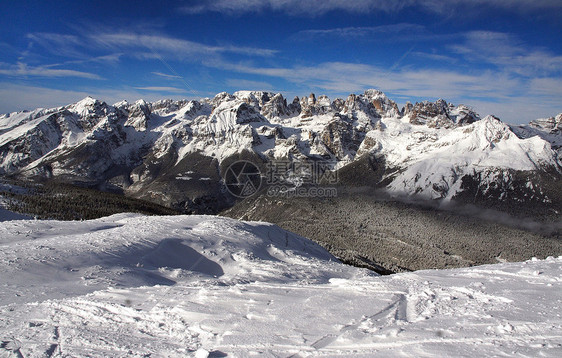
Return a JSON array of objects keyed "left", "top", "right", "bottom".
[{"left": 0, "top": 212, "right": 560, "bottom": 357}]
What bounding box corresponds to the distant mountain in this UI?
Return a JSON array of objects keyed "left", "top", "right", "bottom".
[{"left": 0, "top": 90, "right": 560, "bottom": 216}]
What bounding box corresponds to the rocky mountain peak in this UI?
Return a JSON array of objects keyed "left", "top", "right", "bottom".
[
  {"left": 299, "top": 93, "right": 331, "bottom": 118},
  {"left": 435, "top": 98, "right": 448, "bottom": 110},
  {"left": 344, "top": 94, "right": 360, "bottom": 112},
  {"left": 261, "top": 93, "right": 290, "bottom": 119},
  {"left": 407, "top": 99, "right": 479, "bottom": 127},
  {"left": 211, "top": 92, "right": 235, "bottom": 109},
  {"left": 530, "top": 113, "right": 562, "bottom": 133},
  {"left": 234, "top": 91, "right": 275, "bottom": 109},
  {"left": 124, "top": 99, "right": 152, "bottom": 131},
  {"left": 363, "top": 89, "right": 386, "bottom": 99},
  {"left": 308, "top": 93, "right": 316, "bottom": 105},
  {"left": 66, "top": 97, "right": 108, "bottom": 118}
]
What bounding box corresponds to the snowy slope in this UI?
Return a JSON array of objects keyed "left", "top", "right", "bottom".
[
  {"left": 510, "top": 113, "right": 562, "bottom": 155},
  {"left": 1, "top": 214, "right": 561, "bottom": 357},
  {"left": 376, "top": 115, "right": 559, "bottom": 200}
]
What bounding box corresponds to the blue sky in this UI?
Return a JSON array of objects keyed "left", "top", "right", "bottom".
[{"left": 0, "top": 0, "right": 561, "bottom": 124}]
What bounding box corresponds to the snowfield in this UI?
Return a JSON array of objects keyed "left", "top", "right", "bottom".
[{"left": 0, "top": 213, "right": 560, "bottom": 357}]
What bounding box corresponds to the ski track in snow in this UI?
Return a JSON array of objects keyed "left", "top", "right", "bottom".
[{"left": 0, "top": 213, "right": 561, "bottom": 357}]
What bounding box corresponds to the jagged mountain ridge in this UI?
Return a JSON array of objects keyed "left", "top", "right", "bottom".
[{"left": 0, "top": 90, "right": 560, "bottom": 214}]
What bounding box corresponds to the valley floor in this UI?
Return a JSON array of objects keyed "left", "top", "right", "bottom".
[{"left": 0, "top": 214, "right": 560, "bottom": 357}]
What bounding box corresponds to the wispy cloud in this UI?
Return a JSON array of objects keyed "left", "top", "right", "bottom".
[
  {"left": 42, "top": 54, "right": 123, "bottom": 69},
  {"left": 208, "top": 58, "right": 561, "bottom": 123},
  {"left": 529, "top": 78, "right": 562, "bottom": 99},
  {"left": 152, "top": 71, "right": 183, "bottom": 79},
  {"left": 4, "top": 19, "right": 559, "bottom": 125},
  {"left": 0, "top": 83, "right": 195, "bottom": 114},
  {"left": 0, "top": 69, "right": 558, "bottom": 124},
  {"left": 181, "top": 0, "right": 422, "bottom": 15},
  {"left": 26, "top": 33, "right": 88, "bottom": 59},
  {"left": 91, "top": 33, "right": 277, "bottom": 59},
  {"left": 26, "top": 30, "right": 277, "bottom": 65},
  {"left": 293, "top": 23, "right": 462, "bottom": 48},
  {"left": 423, "top": 0, "right": 562, "bottom": 14},
  {"left": 211, "top": 60, "right": 520, "bottom": 97},
  {"left": 225, "top": 78, "right": 274, "bottom": 90},
  {"left": 411, "top": 51, "right": 458, "bottom": 63},
  {"left": 181, "top": 0, "right": 562, "bottom": 16},
  {"left": 0, "top": 62, "right": 102, "bottom": 79},
  {"left": 297, "top": 23, "right": 427, "bottom": 39},
  {"left": 450, "top": 31, "right": 562, "bottom": 76},
  {"left": 135, "top": 86, "right": 189, "bottom": 93}
]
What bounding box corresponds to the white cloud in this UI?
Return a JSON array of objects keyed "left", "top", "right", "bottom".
[
  {"left": 411, "top": 51, "right": 458, "bottom": 63},
  {"left": 0, "top": 67, "right": 559, "bottom": 124},
  {"left": 60, "top": 53, "right": 123, "bottom": 66},
  {"left": 0, "top": 62, "right": 102, "bottom": 79},
  {"left": 0, "top": 83, "right": 195, "bottom": 114},
  {"left": 26, "top": 31, "right": 277, "bottom": 68},
  {"left": 450, "top": 31, "right": 562, "bottom": 77},
  {"left": 181, "top": 0, "right": 562, "bottom": 16},
  {"left": 414, "top": 0, "right": 562, "bottom": 14},
  {"left": 152, "top": 71, "right": 183, "bottom": 79},
  {"left": 466, "top": 99, "right": 561, "bottom": 125},
  {"left": 295, "top": 23, "right": 462, "bottom": 44},
  {"left": 26, "top": 33, "right": 86, "bottom": 58},
  {"left": 208, "top": 59, "right": 561, "bottom": 124},
  {"left": 91, "top": 33, "right": 277, "bottom": 59},
  {"left": 225, "top": 78, "right": 274, "bottom": 90},
  {"left": 135, "top": 86, "right": 189, "bottom": 93},
  {"left": 4, "top": 26, "right": 560, "bottom": 125},
  {"left": 297, "top": 23, "right": 427, "bottom": 38},
  {"left": 529, "top": 78, "right": 562, "bottom": 100},
  {"left": 181, "top": 0, "right": 412, "bottom": 15},
  {"left": 211, "top": 60, "right": 511, "bottom": 97}
]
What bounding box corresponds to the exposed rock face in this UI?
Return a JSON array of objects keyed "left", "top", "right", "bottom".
[
  {"left": 261, "top": 93, "right": 290, "bottom": 119},
  {"left": 356, "top": 135, "right": 379, "bottom": 157},
  {"left": 342, "top": 90, "right": 401, "bottom": 122},
  {"left": 406, "top": 99, "right": 479, "bottom": 127},
  {"left": 288, "top": 96, "right": 301, "bottom": 114},
  {"left": 364, "top": 89, "right": 401, "bottom": 118},
  {"left": 0, "top": 90, "right": 560, "bottom": 214},
  {"left": 530, "top": 113, "right": 562, "bottom": 133},
  {"left": 332, "top": 98, "right": 345, "bottom": 112},
  {"left": 408, "top": 100, "right": 449, "bottom": 125},
  {"left": 452, "top": 105, "right": 479, "bottom": 125},
  {"left": 320, "top": 115, "right": 362, "bottom": 160},
  {"left": 123, "top": 100, "right": 151, "bottom": 131}
]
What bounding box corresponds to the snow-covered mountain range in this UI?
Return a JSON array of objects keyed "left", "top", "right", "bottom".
[{"left": 0, "top": 90, "right": 560, "bottom": 213}]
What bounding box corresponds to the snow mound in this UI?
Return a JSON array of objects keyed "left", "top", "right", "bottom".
[
  {"left": 142, "top": 239, "right": 225, "bottom": 277},
  {"left": 0, "top": 214, "right": 353, "bottom": 306}
]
